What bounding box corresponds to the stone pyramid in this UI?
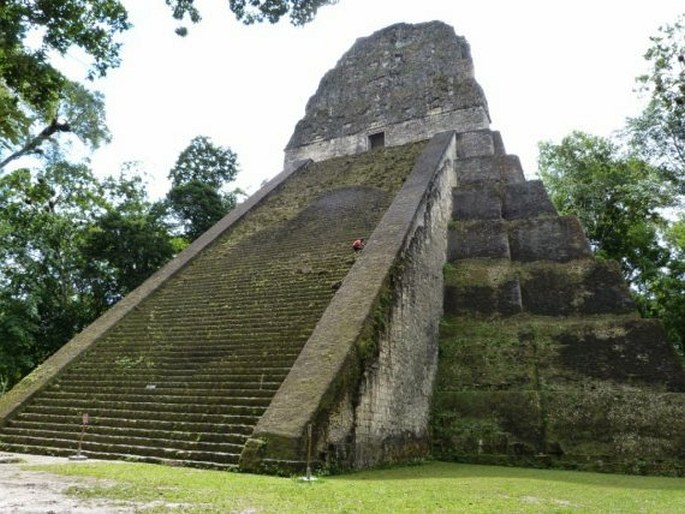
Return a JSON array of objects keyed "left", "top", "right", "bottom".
[{"left": 1, "top": 21, "right": 683, "bottom": 476}]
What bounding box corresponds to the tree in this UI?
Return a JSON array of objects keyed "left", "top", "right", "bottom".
[
  {"left": 539, "top": 131, "right": 684, "bottom": 355},
  {"left": 643, "top": 218, "right": 685, "bottom": 349},
  {"left": 0, "top": 1, "right": 129, "bottom": 170},
  {"left": 626, "top": 14, "right": 685, "bottom": 190},
  {"left": 0, "top": 81, "right": 111, "bottom": 170},
  {"left": 80, "top": 169, "right": 177, "bottom": 307},
  {"left": 539, "top": 132, "right": 673, "bottom": 284},
  {"left": 0, "top": 160, "right": 107, "bottom": 387},
  {"left": 165, "top": 136, "right": 242, "bottom": 241},
  {"left": 0, "top": 160, "right": 178, "bottom": 390},
  {"left": 1, "top": 0, "right": 336, "bottom": 171},
  {"left": 165, "top": 0, "right": 336, "bottom": 32}
]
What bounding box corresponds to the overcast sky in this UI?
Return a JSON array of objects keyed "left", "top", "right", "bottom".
[{"left": 80, "top": 0, "right": 683, "bottom": 199}]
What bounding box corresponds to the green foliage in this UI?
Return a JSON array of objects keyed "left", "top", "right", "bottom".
[
  {"left": 539, "top": 132, "right": 673, "bottom": 284},
  {"left": 0, "top": 1, "right": 128, "bottom": 167},
  {"left": 638, "top": 218, "right": 685, "bottom": 348},
  {"left": 166, "top": 181, "right": 235, "bottom": 241},
  {"left": 0, "top": 161, "right": 107, "bottom": 387},
  {"left": 80, "top": 171, "right": 175, "bottom": 304},
  {"left": 539, "top": 132, "right": 684, "bottom": 354},
  {"left": 165, "top": 136, "right": 241, "bottom": 242},
  {"left": 628, "top": 13, "right": 685, "bottom": 183},
  {"left": 168, "top": 136, "right": 238, "bottom": 189},
  {"left": 0, "top": 161, "right": 176, "bottom": 390},
  {"left": 166, "top": 0, "right": 336, "bottom": 30}
]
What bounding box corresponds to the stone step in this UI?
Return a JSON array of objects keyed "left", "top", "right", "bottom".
[
  {"left": 501, "top": 180, "right": 557, "bottom": 220},
  {"left": 105, "top": 319, "right": 322, "bottom": 334},
  {"left": 0, "top": 437, "right": 241, "bottom": 466},
  {"left": 141, "top": 296, "right": 334, "bottom": 313},
  {"left": 452, "top": 180, "right": 557, "bottom": 221},
  {"left": 6, "top": 418, "right": 255, "bottom": 439},
  {"left": 443, "top": 259, "right": 635, "bottom": 317},
  {"left": 51, "top": 382, "right": 280, "bottom": 394},
  {"left": 108, "top": 335, "right": 309, "bottom": 345},
  {"left": 67, "top": 355, "right": 299, "bottom": 370},
  {"left": 27, "top": 398, "right": 268, "bottom": 416},
  {"left": 448, "top": 216, "right": 592, "bottom": 262},
  {"left": 455, "top": 155, "right": 526, "bottom": 188},
  {"left": 55, "top": 376, "right": 284, "bottom": 388},
  {"left": 33, "top": 393, "right": 272, "bottom": 409},
  {"left": 57, "top": 368, "right": 291, "bottom": 381},
  {"left": 79, "top": 344, "right": 302, "bottom": 355},
  {"left": 0, "top": 444, "right": 239, "bottom": 470},
  {"left": 0, "top": 428, "right": 246, "bottom": 454},
  {"left": 448, "top": 219, "right": 510, "bottom": 260},
  {"left": 41, "top": 388, "right": 276, "bottom": 402},
  {"left": 508, "top": 216, "right": 592, "bottom": 262},
  {"left": 437, "top": 315, "right": 685, "bottom": 392},
  {"left": 13, "top": 410, "right": 260, "bottom": 428}
]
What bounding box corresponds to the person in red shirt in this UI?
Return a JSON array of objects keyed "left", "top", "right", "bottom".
[{"left": 352, "top": 238, "right": 365, "bottom": 252}]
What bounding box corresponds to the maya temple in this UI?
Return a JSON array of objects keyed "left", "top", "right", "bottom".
[{"left": 1, "top": 21, "right": 684, "bottom": 476}]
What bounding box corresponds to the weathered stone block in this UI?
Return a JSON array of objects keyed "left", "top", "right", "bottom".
[
  {"left": 444, "top": 280, "right": 522, "bottom": 316},
  {"left": 491, "top": 131, "right": 506, "bottom": 155},
  {"left": 452, "top": 188, "right": 501, "bottom": 220},
  {"left": 551, "top": 319, "right": 685, "bottom": 391},
  {"left": 508, "top": 216, "right": 592, "bottom": 262},
  {"left": 502, "top": 180, "right": 557, "bottom": 219},
  {"left": 433, "top": 391, "right": 545, "bottom": 457},
  {"left": 448, "top": 220, "right": 510, "bottom": 260},
  {"left": 456, "top": 155, "right": 525, "bottom": 188},
  {"left": 455, "top": 130, "right": 495, "bottom": 158},
  {"left": 519, "top": 260, "right": 635, "bottom": 315},
  {"left": 544, "top": 388, "right": 685, "bottom": 472}
]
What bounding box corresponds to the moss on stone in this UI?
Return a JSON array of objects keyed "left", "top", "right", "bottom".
[{"left": 434, "top": 311, "right": 685, "bottom": 475}]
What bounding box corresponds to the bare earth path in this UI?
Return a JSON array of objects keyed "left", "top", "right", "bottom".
[{"left": 0, "top": 452, "right": 145, "bottom": 513}]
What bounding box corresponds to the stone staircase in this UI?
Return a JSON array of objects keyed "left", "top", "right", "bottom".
[
  {"left": 432, "top": 149, "right": 685, "bottom": 474},
  {"left": 0, "top": 143, "right": 424, "bottom": 468}
]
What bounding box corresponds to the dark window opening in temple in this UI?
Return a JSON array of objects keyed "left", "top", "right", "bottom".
[{"left": 368, "top": 132, "right": 385, "bottom": 149}]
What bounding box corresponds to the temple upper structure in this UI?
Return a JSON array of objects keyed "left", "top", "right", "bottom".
[{"left": 284, "top": 21, "right": 491, "bottom": 170}]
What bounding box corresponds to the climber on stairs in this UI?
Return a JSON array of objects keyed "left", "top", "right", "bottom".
[{"left": 352, "top": 238, "right": 365, "bottom": 252}]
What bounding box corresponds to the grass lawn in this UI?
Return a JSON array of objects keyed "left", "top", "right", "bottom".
[{"left": 29, "top": 460, "right": 685, "bottom": 513}]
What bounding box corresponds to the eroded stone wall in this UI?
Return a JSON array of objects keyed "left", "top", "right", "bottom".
[
  {"left": 284, "top": 21, "right": 490, "bottom": 170},
  {"left": 351, "top": 139, "right": 456, "bottom": 467}
]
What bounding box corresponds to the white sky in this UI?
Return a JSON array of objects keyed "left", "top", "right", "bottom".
[{"left": 80, "top": 0, "right": 684, "bottom": 199}]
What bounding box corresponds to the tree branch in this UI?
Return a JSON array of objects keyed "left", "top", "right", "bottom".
[{"left": 0, "top": 118, "right": 71, "bottom": 171}]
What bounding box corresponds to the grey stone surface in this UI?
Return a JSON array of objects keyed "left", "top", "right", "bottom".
[
  {"left": 455, "top": 130, "right": 497, "bottom": 158},
  {"left": 556, "top": 320, "right": 685, "bottom": 391},
  {"left": 351, "top": 135, "right": 456, "bottom": 469},
  {"left": 448, "top": 220, "right": 510, "bottom": 260},
  {"left": 519, "top": 260, "right": 636, "bottom": 315},
  {"left": 284, "top": 21, "right": 490, "bottom": 169},
  {"left": 502, "top": 180, "right": 557, "bottom": 219},
  {"left": 244, "top": 132, "right": 457, "bottom": 471},
  {"left": 508, "top": 216, "right": 593, "bottom": 262},
  {"left": 491, "top": 131, "right": 506, "bottom": 155},
  {"left": 452, "top": 188, "right": 502, "bottom": 220},
  {"left": 455, "top": 155, "right": 525, "bottom": 188},
  {"left": 444, "top": 279, "right": 522, "bottom": 316}
]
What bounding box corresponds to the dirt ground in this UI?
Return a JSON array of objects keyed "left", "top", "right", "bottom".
[{"left": 0, "top": 452, "right": 153, "bottom": 514}]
